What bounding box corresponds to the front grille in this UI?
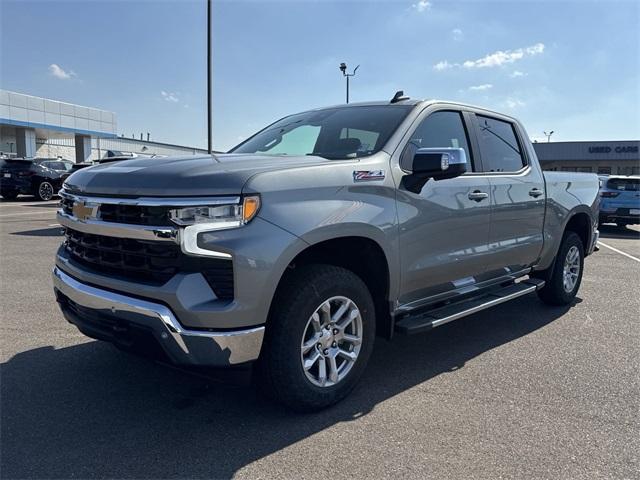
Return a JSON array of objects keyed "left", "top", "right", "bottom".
[
  {"left": 99, "top": 203, "right": 173, "bottom": 226},
  {"left": 60, "top": 197, "right": 172, "bottom": 226},
  {"left": 63, "top": 228, "right": 234, "bottom": 299}
]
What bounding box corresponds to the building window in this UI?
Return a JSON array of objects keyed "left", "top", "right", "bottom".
[
  {"left": 561, "top": 167, "right": 576, "bottom": 172},
  {"left": 618, "top": 166, "right": 640, "bottom": 175},
  {"left": 597, "top": 167, "right": 612, "bottom": 175},
  {"left": 576, "top": 167, "right": 593, "bottom": 173}
]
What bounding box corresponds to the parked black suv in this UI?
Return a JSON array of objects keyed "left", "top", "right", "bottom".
[{"left": 0, "top": 158, "right": 73, "bottom": 201}]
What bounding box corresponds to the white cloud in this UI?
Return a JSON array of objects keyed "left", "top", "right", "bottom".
[
  {"left": 48, "top": 64, "right": 76, "bottom": 80},
  {"left": 451, "top": 28, "right": 463, "bottom": 41},
  {"left": 468, "top": 84, "right": 493, "bottom": 91},
  {"left": 433, "top": 60, "right": 454, "bottom": 71},
  {"left": 510, "top": 70, "right": 526, "bottom": 78},
  {"left": 433, "top": 43, "right": 544, "bottom": 71},
  {"left": 462, "top": 43, "right": 545, "bottom": 69},
  {"left": 161, "top": 91, "right": 179, "bottom": 103},
  {"left": 503, "top": 98, "right": 526, "bottom": 109},
  {"left": 412, "top": 1, "right": 431, "bottom": 13}
]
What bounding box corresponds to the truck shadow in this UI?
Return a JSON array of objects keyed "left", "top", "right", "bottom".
[
  {"left": 1, "top": 295, "right": 574, "bottom": 479},
  {"left": 12, "top": 227, "right": 63, "bottom": 237}
]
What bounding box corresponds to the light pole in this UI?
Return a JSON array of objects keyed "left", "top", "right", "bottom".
[
  {"left": 207, "top": 0, "right": 213, "bottom": 154},
  {"left": 544, "top": 130, "right": 554, "bottom": 143},
  {"left": 339, "top": 62, "right": 359, "bottom": 104}
]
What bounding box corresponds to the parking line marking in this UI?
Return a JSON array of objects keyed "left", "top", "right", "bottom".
[{"left": 598, "top": 241, "right": 640, "bottom": 263}]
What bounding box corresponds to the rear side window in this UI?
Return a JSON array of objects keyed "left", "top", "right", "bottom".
[
  {"left": 607, "top": 178, "right": 640, "bottom": 191},
  {"left": 475, "top": 115, "right": 525, "bottom": 172},
  {"left": 401, "top": 111, "right": 473, "bottom": 170}
]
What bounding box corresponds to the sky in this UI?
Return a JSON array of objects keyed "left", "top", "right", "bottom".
[{"left": 1, "top": 0, "right": 639, "bottom": 150}]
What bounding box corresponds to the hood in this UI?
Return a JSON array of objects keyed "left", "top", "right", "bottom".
[{"left": 64, "top": 153, "right": 331, "bottom": 196}]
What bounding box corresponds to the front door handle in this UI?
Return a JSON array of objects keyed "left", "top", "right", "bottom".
[
  {"left": 529, "top": 188, "right": 544, "bottom": 198},
  {"left": 468, "top": 190, "right": 489, "bottom": 202}
]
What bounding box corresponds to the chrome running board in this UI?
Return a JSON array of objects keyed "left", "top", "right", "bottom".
[{"left": 394, "top": 278, "right": 545, "bottom": 335}]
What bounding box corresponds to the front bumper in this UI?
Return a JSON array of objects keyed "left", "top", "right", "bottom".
[{"left": 53, "top": 267, "right": 264, "bottom": 366}]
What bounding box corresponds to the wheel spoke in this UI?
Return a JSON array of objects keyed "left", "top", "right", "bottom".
[
  {"left": 302, "top": 334, "right": 320, "bottom": 354},
  {"left": 341, "top": 333, "right": 361, "bottom": 346},
  {"left": 327, "top": 354, "right": 339, "bottom": 383},
  {"left": 320, "top": 302, "right": 331, "bottom": 326},
  {"left": 304, "top": 351, "right": 321, "bottom": 371},
  {"left": 331, "top": 300, "right": 350, "bottom": 324},
  {"left": 337, "top": 348, "right": 357, "bottom": 362},
  {"left": 317, "top": 357, "right": 327, "bottom": 385},
  {"left": 337, "top": 308, "right": 359, "bottom": 329},
  {"left": 310, "top": 312, "right": 322, "bottom": 333}
]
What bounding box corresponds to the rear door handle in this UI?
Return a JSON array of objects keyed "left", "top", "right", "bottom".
[
  {"left": 468, "top": 190, "right": 489, "bottom": 201},
  {"left": 529, "top": 188, "right": 544, "bottom": 198}
]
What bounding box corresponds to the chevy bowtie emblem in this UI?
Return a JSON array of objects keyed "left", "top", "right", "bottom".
[
  {"left": 353, "top": 170, "right": 385, "bottom": 182},
  {"left": 72, "top": 201, "right": 96, "bottom": 222}
]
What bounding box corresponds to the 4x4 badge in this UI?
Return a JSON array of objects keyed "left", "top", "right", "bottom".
[{"left": 353, "top": 170, "right": 385, "bottom": 182}]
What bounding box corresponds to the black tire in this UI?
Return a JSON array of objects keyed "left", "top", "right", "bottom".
[
  {"left": 257, "top": 264, "right": 376, "bottom": 412},
  {"left": 36, "top": 181, "right": 55, "bottom": 201},
  {"left": 1, "top": 189, "right": 18, "bottom": 200},
  {"left": 537, "top": 231, "right": 584, "bottom": 306}
]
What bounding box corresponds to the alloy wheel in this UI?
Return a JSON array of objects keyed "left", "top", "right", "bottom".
[
  {"left": 300, "top": 296, "right": 363, "bottom": 387},
  {"left": 562, "top": 245, "right": 580, "bottom": 293}
]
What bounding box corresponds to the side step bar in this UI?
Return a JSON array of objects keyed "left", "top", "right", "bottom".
[{"left": 394, "top": 278, "right": 545, "bottom": 335}]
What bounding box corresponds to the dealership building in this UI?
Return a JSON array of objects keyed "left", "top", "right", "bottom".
[
  {"left": 533, "top": 140, "right": 639, "bottom": 175},
  {"left": 0, "top": 89, "right": 206, "bottom": 162}
]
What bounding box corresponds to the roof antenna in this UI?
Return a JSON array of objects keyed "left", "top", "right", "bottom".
[{"left": 390, "top": 90, "right": 409, "bottom": 103}]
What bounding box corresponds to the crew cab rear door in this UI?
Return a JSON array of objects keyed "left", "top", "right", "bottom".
[{"left": 469, "top": 113, "right": 545, "bottom": 276}]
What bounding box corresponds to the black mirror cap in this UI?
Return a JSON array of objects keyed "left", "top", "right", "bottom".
[{"left": 411, "top": 147, "right": 467, "bottom": 181}]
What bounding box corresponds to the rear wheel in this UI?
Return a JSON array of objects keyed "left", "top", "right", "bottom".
[
  {"left": 537, "top": 231, "right": 584, "bottom": 305},
  {"left": 1, "top": 189, "right": 18, "bottom": 200},
  {"left": 257, "top": 264, "right": 375, "bottom": 412},
  {"left": 37, "top": 181, "right": 55, "bottom": 201}
]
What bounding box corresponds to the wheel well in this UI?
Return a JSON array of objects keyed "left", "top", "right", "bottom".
[
  {"left": 280, "top": 237, "right": 392, "bottom": 338},
  {"left": 565, "top": 213, "right": 591, "bottom": 251}
]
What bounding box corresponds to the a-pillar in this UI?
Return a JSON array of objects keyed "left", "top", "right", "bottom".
[
  {"left": 15, "top": 127, "right": 36, "bottom": 158},
  {"left": 75, "top": 134, "right": 92, "bottom": 163}
]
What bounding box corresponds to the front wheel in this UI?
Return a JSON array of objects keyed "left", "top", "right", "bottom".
[
  {"left": 537, "top": 231, "right": 584, "bottom": 305},
  {"left": 36, "top": 181, "right": 55, "bottom": 201},
  {"left": 257, "top": 264, "right": 376, "bottom": 412}
]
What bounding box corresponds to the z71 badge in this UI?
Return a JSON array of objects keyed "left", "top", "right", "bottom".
[{"left": 353, "top": 170, "right": 385, "bottom": 182}]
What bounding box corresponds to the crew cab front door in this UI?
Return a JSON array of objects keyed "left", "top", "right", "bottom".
[
  {"left": 470, "top": 113, "right": 545, "bottom": 276},
  {"left": 394, "top": 109, "right": 492, "bottom": 307}
]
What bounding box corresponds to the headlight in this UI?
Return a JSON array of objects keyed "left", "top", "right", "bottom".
[{"left": 169, "top": 195, "right": 260, "bottom": 229}]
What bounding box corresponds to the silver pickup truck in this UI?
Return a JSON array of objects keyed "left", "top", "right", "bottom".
[{"left": 53, "top": 94, "right": 599, "bottom": 411}]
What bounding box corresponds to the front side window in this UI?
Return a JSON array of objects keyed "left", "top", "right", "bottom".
[
  {"left": 475, "top": 115, "right": 525, "bottom": 172},
  {"left": 400, "top": 110, "right": 473, "bottom": 171},
  {"left": 231, "top": 105, "right": 412, "bottom": 159}
]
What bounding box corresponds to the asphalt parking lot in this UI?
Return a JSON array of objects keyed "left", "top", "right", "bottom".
[{"left": 1, "top": 197, "right": 639, "bottom": 479}]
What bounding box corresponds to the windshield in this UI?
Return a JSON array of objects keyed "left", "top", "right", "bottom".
[{"left": 231, "top": 105, "right": 413, "bottom": 159}]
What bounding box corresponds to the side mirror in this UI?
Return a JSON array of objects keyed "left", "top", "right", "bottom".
[
  {"left": 411, "top": 147, "right": 467, "bottom": 180},
  {"left": 402, "top": 147, "right": 468, "bottom": 194}
]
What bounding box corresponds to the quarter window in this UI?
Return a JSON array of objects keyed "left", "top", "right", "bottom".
[
  {"left": 401, "top": 111, "right": 473, "bottom": 171},
  {"left": 475, "top": 115, "right": 525, "bottom": 172}
]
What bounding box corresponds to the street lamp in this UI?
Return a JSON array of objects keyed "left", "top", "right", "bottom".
[
  {"left": 206, "top": 0, "right": 213, "bottom": 154},
  {"left": 339, "top": 62, "right": 359, "bottom": 104},
  {"left": 544, "top": 130, "right": 554, "bottom": 143}
]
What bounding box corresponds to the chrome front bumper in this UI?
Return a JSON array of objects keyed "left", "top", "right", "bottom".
[{"left": 53, "top": 267, "right": 264, "bottom": 366}]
